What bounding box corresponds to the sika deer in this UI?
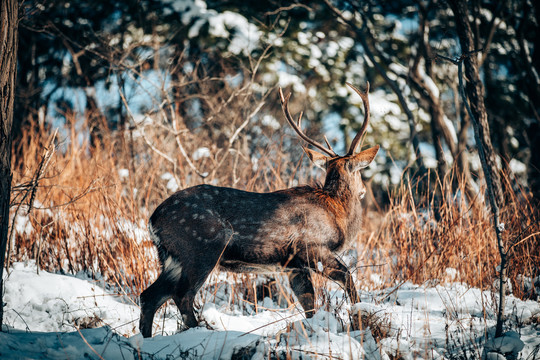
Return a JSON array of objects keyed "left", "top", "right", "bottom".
[{"left": 139, "top": 82, "right": 379, "bottom": 337}]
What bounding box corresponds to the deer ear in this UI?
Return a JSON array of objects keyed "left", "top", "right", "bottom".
[
  {"left": 348, "top": 145, "right": 379, "bottom": 172},
  {"left": 303, "top": 146, "right": 329, "bottom": 170}
]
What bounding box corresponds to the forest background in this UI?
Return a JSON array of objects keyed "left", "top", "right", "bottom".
[{"left": 0, "top": 0, "right": 539, "bottom": 346}]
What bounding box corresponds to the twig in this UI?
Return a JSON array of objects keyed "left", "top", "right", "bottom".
[
  {"left": 6, "top": 130, "right": 57, "bottom": 270},
  {"left": 27, "top": 130, "right": 57, "bottom": 214},
  {"left": 29, "top": 178, "right": 101, "bottom": 209},
  {"left": 118, "top": 89, "right": 183, "bottom": 188},
  {"left": 229, "top": 101, "right": 265, "bottom": 147},
  {"left": 75, "top": 326, "right": 106, "bottom": 360},
  {"left": 170, "top": 108, "right": 208, "bottom": 179},
  {"left": 263, "top": 4, "right": 312, "bottom": 16},
  {"left": 238, "top": 310, "right": 309, "bottom": 337}
]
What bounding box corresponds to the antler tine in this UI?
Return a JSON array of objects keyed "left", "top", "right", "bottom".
[
  {"left": 279, "top": 88, "right": 338, "bottom": 157},
  {"left": 346, "top": 82, "right": 371, "bottom": 156},
  {"left": 323, "top": 135, "right": 337, "bottom": 154}
]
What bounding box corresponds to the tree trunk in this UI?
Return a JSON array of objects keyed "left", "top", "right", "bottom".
[
  {"left": 456, "top": 97, "right": 479, "bottom": 205},
  {"left": 449, "top": 0, "right": 507, "bottom": 338},
  {"left": 448, "top": 0, "right": 504, "bottom": 207},
  {"left": 0, "top": 0, "right": 19, "bottom": 330},
  {"left": 85, "top": 88, "right": 105, "bottom": 150}
]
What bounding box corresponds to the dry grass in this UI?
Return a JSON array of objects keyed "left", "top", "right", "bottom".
[
  {"left": 8, "top": 109, "right": 540, "bottom": 308},
  {"left": 8, "top": 110, "right": 313, "bottom": 298},
  {"left": 357, "top": 166, "right": 540, "bottom": 298}
]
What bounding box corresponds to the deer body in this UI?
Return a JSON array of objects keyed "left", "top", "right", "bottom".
[{"left": 140, "top": 83, "right": 378, "bottom": 337}]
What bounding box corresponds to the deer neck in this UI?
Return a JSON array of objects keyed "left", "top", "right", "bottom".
[{"left": 322, "top": 171, "right": 364, "bottom": 244}]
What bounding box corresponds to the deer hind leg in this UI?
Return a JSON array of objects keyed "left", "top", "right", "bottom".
[
  {"left": 139, "top": 272, "right": 175, "bottom": 337},
  {"left": 171, "top": 251, "right": 222, "bottom": 329},
  {"left": 288, "top": 269, "right": 315, "bottom": 317},
  {"left": 172, "top": 274, "right": 203, "bottom": 329}
]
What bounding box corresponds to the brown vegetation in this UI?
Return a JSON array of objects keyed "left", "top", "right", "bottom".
[{"left": 8, "top": 110, "right": 539, "bottom": 307}]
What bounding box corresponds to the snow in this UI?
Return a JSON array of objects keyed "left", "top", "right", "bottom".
[
  {"left": 118, "top": 168, "right": 130, "bottom": 179},
  {"left": 207, "top": 12, "right": 261, "bottom": 55},
  {"left": 1, "top": 261, "right": 539, "bottom": 359},
  {"left": 192, "top": 147, "right": 212, "bottom": 161},
  {"left": 509, "top": 158, "right": 527, "bottom": 174},
  {"left": 2, "top": 262, "right": 139, "bottom": 335},
  {"left": 261, "top": 115, "right": 281, "bottom": 130},
  {"left": 483, "top": 331, "right": 525, "bottom": 359},
  {"left": 13, "top": 210, "right": 34, "bottom": 236},
  {"left": 160, "top": 172, "right": 179, "bottom": 192}
]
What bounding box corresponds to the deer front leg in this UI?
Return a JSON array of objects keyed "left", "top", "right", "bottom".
[
  {"left": 303, "top": 248, "right": 360, "bottom": 305},
  {"left": 288, "top": 269, "right": 315, "bottom": 317},
  {"left": 324, "top": 258, "right": 360, "bottom": 305}
]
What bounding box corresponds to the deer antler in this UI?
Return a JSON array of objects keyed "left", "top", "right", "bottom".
[
  {"left": 345, "top": 82, "right": 370, "bottom": 156},
  {"left": 279, "top": 88, "right": 338, "bottom": 157}
]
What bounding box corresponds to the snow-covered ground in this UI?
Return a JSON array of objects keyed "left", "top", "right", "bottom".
[{"left": 1, "top": 261, "right": 539, "bottom": 359}]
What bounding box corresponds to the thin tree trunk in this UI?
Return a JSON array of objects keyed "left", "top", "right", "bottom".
[
  {"left": 448, "top": 0, "right": 507, "bottom": 338},
  {"left": 0, "top": 0, "right": 19, "bottom": 330},
  {"left": 455, "top": 94, "right": 479, "bottom": 205},
  {"left": 448, "top": 0, "right": 504, "bottom": 207},
  {"left": 85, "top": 88, "right": 105, "bottom": 149}
]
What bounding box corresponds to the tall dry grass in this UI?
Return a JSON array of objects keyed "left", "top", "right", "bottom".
[
  {"left": 8, "top": 110, "right": 313, "bottom": 300},
  {"left": 8, "top": 110, "right": 540, "bottom": 307},
  {"left": 358, "top": 166, "right": 540, "bottom": 300}
]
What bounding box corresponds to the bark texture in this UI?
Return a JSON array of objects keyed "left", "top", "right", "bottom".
[
  {"left": 0, "top": 0, "right": 19, "bottom": 330},
  {"left": 449, "top": 0, "right": 507, "bottom": 338},
  {"left": 448, "top": 0, "right": 504, "bottom": 206}
]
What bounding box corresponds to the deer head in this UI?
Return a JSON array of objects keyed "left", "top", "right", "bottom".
[{"left": 279, "top": 82, "right": 379, "bottom": 201}]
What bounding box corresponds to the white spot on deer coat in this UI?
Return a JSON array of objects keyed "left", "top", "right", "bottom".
[{"left": 164, "top": 256, "right": 183, "bottom": 281}]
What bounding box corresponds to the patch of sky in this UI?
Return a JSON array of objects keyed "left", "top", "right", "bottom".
[
  {"left": 119, "top": 70, "right": 171, "bottom": 114},
  {"left": 323, "top": 112, "right": 346, "bottom": 154},
  {"left": 102, "top": 9, "right": 123, "bottom": 32},
  {"left": 385, "top": 13, "right": 418, "bottom": 38},
  {"left": 42, "top": 82, "right": 87, "bottom": 151}
]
